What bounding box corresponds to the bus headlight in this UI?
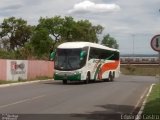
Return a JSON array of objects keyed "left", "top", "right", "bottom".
[
  {"left": 74, "top": 71, "right": 82, "bottom": 75},
  {"left": 55, "top": 72, "right": 58, "bottom": 75}
]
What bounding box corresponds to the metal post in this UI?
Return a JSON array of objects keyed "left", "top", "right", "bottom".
[
  {"left": 159, "top": 52, "right": 160, "bottom": 82},
  {"left": 158, "top": 52, "right": 160, "bottom": 103},
  {"left": 132, "top": 34, "right": 135, "bottom": 57}
]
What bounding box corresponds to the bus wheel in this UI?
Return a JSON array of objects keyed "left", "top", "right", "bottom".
[
  {"left": 85, "top": 73, "right": 90, "bottom": 84},
  {"left": 63, "top": 80, "right": 67, "bottom": 84},
  {"left": 109, "top": 73, "right": 113, "bottom": 82},
  {"left": 113, "top": 72, "right": 115, "bottom": 80}
]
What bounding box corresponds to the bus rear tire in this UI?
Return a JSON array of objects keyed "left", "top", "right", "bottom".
[
  {"left": 63, "top": 80, "right": 67, "bottom": 84},
  {"left": 84, "top": 73, "right": 90, "bottom": 84},
  {"left": 109, "top": 73, "right": 114, "bottom": 82}
]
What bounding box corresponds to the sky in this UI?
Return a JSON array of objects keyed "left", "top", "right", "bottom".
[{"left": 0, "top": 0, "right": 160, "bottom": 55}]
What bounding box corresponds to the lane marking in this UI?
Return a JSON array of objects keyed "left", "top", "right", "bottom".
[
  {"left": 132, "top": 87, "right": 149, "bottom": 113},
  {"left": 135, "top": 84, "right": 155, "bottom": 120},
  {"left": 0, "top": 95, "right": 46, "bottom": 109}
]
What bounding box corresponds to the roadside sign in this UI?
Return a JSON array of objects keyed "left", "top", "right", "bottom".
[
  {"left": 151, "top": 34, "right": 160, "bottom": 52},
  {"left": 151, "top": 35, "right": 160, "bottom": 85}
]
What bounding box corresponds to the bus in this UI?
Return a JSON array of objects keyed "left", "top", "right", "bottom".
[{"left": 53, "top": 42, "right": 120, "bottom": 84}]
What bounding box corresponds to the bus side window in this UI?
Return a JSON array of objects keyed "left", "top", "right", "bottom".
[
  {"left": 89, "top": 47, "right": 98, "bottom": 59},
  {"left": 114, "top": 51, "right": 119, "bottom": 60}
]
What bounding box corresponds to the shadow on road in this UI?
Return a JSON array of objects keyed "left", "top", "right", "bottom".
[
  {"left": 43, "top": 80, "right": 109, "bottom": 86},
  {"left": 71, "top": 104, "right": 140, "bottom": 120},
  {"left": 15, "top": 104, "right": 139, "bottom": 120},
  {"left": 13, "top": 101, "right": 160, "bottom": 120}
]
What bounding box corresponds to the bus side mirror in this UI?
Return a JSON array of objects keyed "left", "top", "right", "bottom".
[
  {"left": 50, "top": 51, "right": 56, "bottom": 61},
  {"left": 80, "top": 51, "right": 87, "bottom": 60}
]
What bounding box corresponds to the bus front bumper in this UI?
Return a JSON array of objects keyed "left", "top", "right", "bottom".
[{"left": 54, "top": 73, "right": 81, "bottom": 81}]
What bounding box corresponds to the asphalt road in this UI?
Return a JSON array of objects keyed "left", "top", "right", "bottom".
[{"left": 0, "top": 75, "right": 157, "bottom": 120}]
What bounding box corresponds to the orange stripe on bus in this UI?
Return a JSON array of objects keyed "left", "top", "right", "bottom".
[{"left": 101, "top": 60, "right": 120, "bottom": 75}]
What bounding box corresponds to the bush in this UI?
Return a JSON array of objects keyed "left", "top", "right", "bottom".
[
  {"left": 125, "top": 64, "right": 136, "bottom": 73},
  {"left": 0, "top": 50, "right": 16, "bottom": 59}
]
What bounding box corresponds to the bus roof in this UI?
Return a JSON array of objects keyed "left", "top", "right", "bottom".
[{"left": 57, "top": 42, "right": 119, "bottom": 52}]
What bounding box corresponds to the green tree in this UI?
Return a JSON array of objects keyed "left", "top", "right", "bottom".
[
  {"left": 38, "top": 16, "right": 64, "bottom": 42},
  {"left": 37, "top": 16, "right": 104, "bottom": 45},
  {"left": 61, "top": 16, "right": 75, "bottom": 42},
  {"left": 17, "top": 42, "right": 35, "bottom": 59},
  {"left": 94, "top": 25, "right": 104, "bottom": 34},
  {"left": 30, "top": 28, "right": 53, "bottom": 58},
  {"left": 0, "top": 16, "right": 105, "bottom": 59},
  {"left": 71, "top": 20, "right": 103, "bottom": 43},
  {"left": 74, "top": 20, "right": 94, "bottom": 42},
  {"left": 0, "top": 17, "right": 33, "bottom": 51},
  {"left": 101, "top": 34, "right": 119, "bottom": 49},
  {"left": 37, "top": 16, "right": 65, "bottom": 49}
]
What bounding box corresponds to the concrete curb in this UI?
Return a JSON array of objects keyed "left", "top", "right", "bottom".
[
  {"left": 0, "top": 79, "right": 53, "bottom": 88},
  {"left": 135, "top": 83, "right": 155, "bottom": 120}
]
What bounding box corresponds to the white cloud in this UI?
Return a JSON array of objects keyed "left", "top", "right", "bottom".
[
  {"left": 0, "top": 0, "right": 23, "bottom": 9},
  {"left": 68, "top": 0, "right": 120, "bottom": 14}
]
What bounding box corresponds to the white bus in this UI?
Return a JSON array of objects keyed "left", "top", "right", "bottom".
[{"left": 53, "top": 42, "right": 120, "bottom": 84}]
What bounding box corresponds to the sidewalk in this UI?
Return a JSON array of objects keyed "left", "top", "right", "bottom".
[{"left": 0, "top": 79, "right": 53, "bottom": 88}]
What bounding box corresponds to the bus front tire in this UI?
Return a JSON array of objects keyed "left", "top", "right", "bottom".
[
  {"left": 63, "top": 80, "right": 67, "bottom": 84},
  {"left": 84, "top": 73, "right": 90, "bottom": 84}
]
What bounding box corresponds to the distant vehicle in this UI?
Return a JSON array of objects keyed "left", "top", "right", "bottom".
[{"left": 52, "top": 42, "right": 120, "bottom": 84}]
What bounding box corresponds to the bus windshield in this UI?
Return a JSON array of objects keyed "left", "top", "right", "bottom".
[{"left": 55, "top": 48, "right": 87, "bottom": 71}]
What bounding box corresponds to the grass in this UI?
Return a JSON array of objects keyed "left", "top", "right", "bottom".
[
  {"left": 143, "top": 84, "right": 160, "bottom": 114},
  {"left": 0, "top": 80, "right": 19, "bottom": 85},
  {"left": 121, "top": 64, "right": 160, "bottom": 76}
]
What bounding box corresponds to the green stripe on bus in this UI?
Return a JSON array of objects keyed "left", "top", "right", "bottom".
[{"left": 54, "top": 74, "right": 81, "bottom": 81}]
